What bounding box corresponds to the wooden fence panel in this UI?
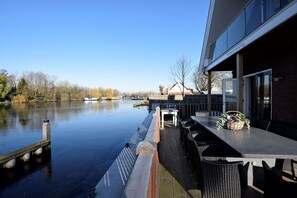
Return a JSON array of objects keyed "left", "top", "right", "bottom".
[{"left": 176, "top": 103, "right": 223, "bottom": 119}]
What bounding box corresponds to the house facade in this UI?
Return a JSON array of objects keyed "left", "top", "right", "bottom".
[
  {"left": 199, "top": 0, "right": 297, "bottom": 124},
  {"left": 167, "top": 82, "right": 193, "bottom": 95}
]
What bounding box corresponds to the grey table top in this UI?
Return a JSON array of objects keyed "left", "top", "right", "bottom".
[
  {"left": 161, "top": 108, "right": 178, "bottom": 112},
  {"left": 191, "top": 116, "right": 297, "bottom": 159}
]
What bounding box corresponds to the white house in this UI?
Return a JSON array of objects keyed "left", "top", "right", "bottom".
[{"left": 167, "top": 82, "right": 193, "bottom": 95}]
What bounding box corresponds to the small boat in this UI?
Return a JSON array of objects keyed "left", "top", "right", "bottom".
[
  {"left": 131, "top": 96, "right": 144, "bottom": 100},
  {"left": 84, "top": 97, "right": 98, "bottom": 101},
  {"left": 111, "top": 96, "right": 122, "bottom": 100},
  {"left": 102, "top": 97, "right": 122, "bottom": 100}
]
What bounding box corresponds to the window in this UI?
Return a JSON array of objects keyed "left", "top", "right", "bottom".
[{"left": 246, "top": 0, "right": 262, "bottom": 34}]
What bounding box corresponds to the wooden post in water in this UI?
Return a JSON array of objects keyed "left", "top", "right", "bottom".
[{"left": 42, "top": 120, "right": 51, "bottom": 142}]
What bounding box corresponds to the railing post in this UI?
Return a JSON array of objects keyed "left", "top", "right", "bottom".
[
  {"left": 208, "top": 71, "right": 212, "bottom": 116},
  {"left": 135, "top": 141, "right": 158, "bottom": 198},
  {"left": 155, "top": 107, "right": 160, "bottom": 133}
]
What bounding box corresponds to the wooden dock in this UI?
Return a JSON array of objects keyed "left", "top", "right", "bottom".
[
  {"left": 133, "top": 101, "right": 149, "bottom": 107},
  {"left": 0, "top": 141, "right": 50, "bottom": 165},
  {"left": 0, "top": 120, "right": 51, "bottom": 169}
]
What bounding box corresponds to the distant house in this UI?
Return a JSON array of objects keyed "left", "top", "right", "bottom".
[{"left": 167, "top": 82, "right": 193, "bottom": 95}]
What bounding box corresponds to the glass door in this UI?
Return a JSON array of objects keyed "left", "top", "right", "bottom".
[
  {"left": 249, "top": 71, "right": 272, "bottom": 120},
  {"left": 222, "top": 79, "right": 238, "bottom": 113}
]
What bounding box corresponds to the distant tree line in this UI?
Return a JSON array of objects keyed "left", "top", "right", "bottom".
[
  {"left": 87, "top": 87, "right": 120, "bottom": 99},
  {"left": 0, "top": 69, "right": 121, "bottom": 103}
]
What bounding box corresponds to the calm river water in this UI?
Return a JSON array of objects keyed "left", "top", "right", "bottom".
[{"left": 0, "top": 100, "right": 148, "bottom": 198}]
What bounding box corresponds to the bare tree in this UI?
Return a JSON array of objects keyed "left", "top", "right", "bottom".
[
  {"left": 56, "top": 80, "right": 71, "bottom": 101},
  {"left": 113, "top": 89, "right": 120, "bottom": 97},
  {"left": 22, "top": 71, "right": 56, "bottom": 100},
  {"left": 89, "top": 88, "right": 100, "bottom": 98},
  {"left": 193, "top": 70, "right": 208, "bottom": 93},
  {"left": 105, "top": 88, "right": 113, "bottom": 98},
  {"left": 98, "top": 87, "right": 105, "bottom": 98},
  {"left": 193, "top": 69, "right": 232, "bottom": 93},
  {"left": 169, "top": 56, "right": 193, "bottom": 96}
]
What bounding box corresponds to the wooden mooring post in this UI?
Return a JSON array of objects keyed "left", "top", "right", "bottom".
[
  {"left": 0, "top": 120, "right": 51, "bottom": 169},
  {"left": 42, "top": 119, "right": 51, "bottom": 142}
]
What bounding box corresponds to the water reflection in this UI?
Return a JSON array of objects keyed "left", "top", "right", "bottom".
[
  {"left": 0, "top": 104, "right": 11, "bottom": 130},
  {"left": 0, "top": 150, "right": 52, "bottom": 191},
  {"left": 0, "top": 100, "right": 148, "bottom": 197},
  {"left": 0, "top": 101, "right": 122, "bottom": 134}
]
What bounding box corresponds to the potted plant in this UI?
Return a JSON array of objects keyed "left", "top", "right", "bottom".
[{"left": 216, "top": 111, "right": 250, "bottom": 130}]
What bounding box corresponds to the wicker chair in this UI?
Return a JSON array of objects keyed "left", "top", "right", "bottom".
[
  {"left": 177, "top": 116, "right": 186, "bottom": 145},
  {"left": 185, "top": 131, "right": 214, "bottom": 181},
  {"left": 201, "top": 160, "right": 244, "bottom": 198},
  {"left": 291, "top": 159, "right": 297, "bottom": 181},
  {"left": 185, "top": 128, "right": 210, "bottom": 165},
  {"left": 250, "top": 120, "right": 271, "bottom": 131},
  {"left": 186, "top": 132, "right": 198, "bottom": 174},
  {"left": 262, "top": 160, "right": 297, "bottom": 198},
  {"left": 187, "top": 122, "right": 205, "bottom": 134},
  {"left": 192, "top": 140, "right": 227, "bottom": 188},
  {"left": 179, "top": 118, "right": 195, "bottom": 152},
  {"left": 193, "top": 129, "right": 218, "bottom": 145},
  {"left": 177, "top": 116, "right": 194, "bottom": 147},
  {"left": 274, "top": 158, "right": 297, "bottom": 182}
]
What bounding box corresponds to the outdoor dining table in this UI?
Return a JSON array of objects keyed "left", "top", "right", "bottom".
[
  {"left": 161, "top": 108, "right": 178, "bottom": 129},
  {"left": 191, "top": 116, "right": 297, "bottom": 186}
]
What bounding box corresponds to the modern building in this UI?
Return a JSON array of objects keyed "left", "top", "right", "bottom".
[{"left": 199, "top": 0, "right": 297, "bottom": 124}]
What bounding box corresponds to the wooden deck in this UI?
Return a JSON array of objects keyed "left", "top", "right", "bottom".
[{"left": 158, "top": 120, "right": 201, "bottom": 198}]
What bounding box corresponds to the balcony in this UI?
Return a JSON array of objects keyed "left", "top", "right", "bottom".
[{"left": 208, "top": 0, "right": 294, "bottom": 63}]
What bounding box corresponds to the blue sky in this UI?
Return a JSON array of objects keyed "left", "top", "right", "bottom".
[{"left": 0, "top": 0, "right": 209, "bottom": 92}]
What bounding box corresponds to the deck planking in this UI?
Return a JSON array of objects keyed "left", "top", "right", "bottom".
[{"left": 158, "top": 120, "right": 201, "bottom": 198}]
